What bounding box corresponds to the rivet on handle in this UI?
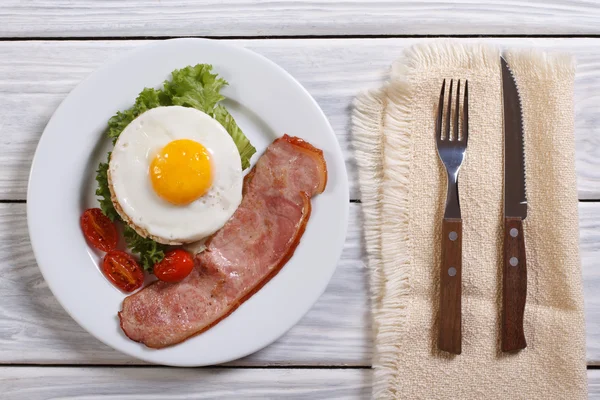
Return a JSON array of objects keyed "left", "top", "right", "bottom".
[
  {"left": 510, "top": 228, "right": 519, "bottom": 237},
  {"left": 448, "top": 267, "right": 457, "bottom": 277},
  {"left": 449, "top": 231, "right": 458, "bottom": 241},
  {"left": 510, "top": 257, "right": 518, "bottom": 267}
]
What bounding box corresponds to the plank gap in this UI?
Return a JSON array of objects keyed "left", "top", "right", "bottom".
[
  {"left": 4, "top": 34, "right": 600, "bottom": 42},
  {"left": 0, "top": 363, "right": 372, "bottom": 369}
]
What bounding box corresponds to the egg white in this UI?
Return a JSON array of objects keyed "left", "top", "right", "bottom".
[{"left": 109, "top": 106, "right": 243, "bottom": 244}]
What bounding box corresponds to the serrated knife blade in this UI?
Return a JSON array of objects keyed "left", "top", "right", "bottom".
[
  {"left": 502, "top": 57, "right": 528, "bottom": 219},
  {"left": 501, "top": 56, "right": 528, "bottom": 352}
]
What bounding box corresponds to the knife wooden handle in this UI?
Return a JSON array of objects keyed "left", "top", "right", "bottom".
[
  {"left": 502, "top": 216, "right": 527, "bottom": 352},
  {"left": 439, "top": 218, "right": 462, "bottom": 354}
]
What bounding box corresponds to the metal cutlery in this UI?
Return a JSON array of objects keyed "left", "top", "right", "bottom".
[
  {"left": 501, "top": 57, "right": 528, "bottom": 352},
  {"left": 436, "top": 78, "right": 469, "bottom": 355}
]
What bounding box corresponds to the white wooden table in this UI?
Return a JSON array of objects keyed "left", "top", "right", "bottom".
[{"left": 1, "top": 2, "right": 600, "bottom": 399}]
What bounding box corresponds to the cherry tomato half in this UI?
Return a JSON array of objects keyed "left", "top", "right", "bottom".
[
  {"left": 154, "top": 249, "right": 195, "bottom": 283},
  {"left": 102, "top": 250, "right": 144, "bottom": 292},
  {"left": 80, "top": 208, "right": 118, "bottom": 252}
]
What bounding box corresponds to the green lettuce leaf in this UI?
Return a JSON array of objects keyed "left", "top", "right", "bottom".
[
  {"left": 96, "top": 64, "right": 255, "bottom": 271},
  {"left": 95, "top": 159, "right": 119, "bottom": 222},
  {"left": 123, "top": 225, "right": 167, "bottom": 272},
  {"left": 107, "top": 88, "right": 164, "bottom": 144},
  {"left": 213, "top": 105, "right": 255, "bottom": 170},
  {"left": 163, "top": 64, "right": 227, "bottom": 114}
]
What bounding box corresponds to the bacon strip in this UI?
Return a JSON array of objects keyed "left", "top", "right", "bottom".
[{"left": 119, "top": 135, "right": 327, "bottom": 348}]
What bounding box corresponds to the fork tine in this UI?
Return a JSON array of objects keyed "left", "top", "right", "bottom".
[
  {"left": 445, "top": 79, "right": 453, "bottom": 140},
  {"left": 455, "top": 80, "right": 461, "bottom": 141},
  {"left": 436, "top": 79, "right": 446, "bottom": 141},
  {"left": 463, "top": 80, "right": 469, "bottom": 144}
]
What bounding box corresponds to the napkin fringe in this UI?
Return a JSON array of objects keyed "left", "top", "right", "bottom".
[
  {"left": 393, "top": 42, "right": 500, "bottom": 80},
  {"left": 352, "top": 89, "right": 386, "bottom": 348},
  {"left": 352, "top": 88, "right": 386, "bottom": 318},
  {"left": 352, "top": 77, "right": 414, "bottom": 398},
  {"left": 378, "top": 80, "right": 413, "bottom": 399},
  {"left": 505, "top": 50, "right": 575, "bottom": 80}
]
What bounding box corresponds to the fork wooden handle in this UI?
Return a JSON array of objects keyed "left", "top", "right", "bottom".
[
  {"left": 439, "top": 218, "right": 462, "bottom": 354},
  {"left": 502, "top": 217, "right": 527, "bottom": 352}
]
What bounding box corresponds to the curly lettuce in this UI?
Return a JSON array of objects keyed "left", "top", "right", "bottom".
[
  {"left": 96, "top": 64, "right": 255, "bottom": 271},
  {"left": 95, "top": 159, "right": 119, "bottom": 222},
  {"left": 107, "top": 88, "right": 164, "bottom": 145},
  {"left": 213, "top": 105, "right": 255, "bottom": 170},
  {"left": 122, "top": 226, "right": 166, "bottom": 272}
]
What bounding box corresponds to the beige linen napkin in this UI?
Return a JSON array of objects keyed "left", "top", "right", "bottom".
[{"left": 352, "top": 43, "right": 587, "bottom": 399}]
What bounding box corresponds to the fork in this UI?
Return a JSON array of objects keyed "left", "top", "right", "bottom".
[{"left": 436, "top": 79, "right": 468, "bottom": 355}]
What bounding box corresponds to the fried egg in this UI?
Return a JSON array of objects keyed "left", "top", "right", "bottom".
[{"left": 108, "top": 106, "right": 243, "bottom": 244}]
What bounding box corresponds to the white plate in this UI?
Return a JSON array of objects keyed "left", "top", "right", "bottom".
[{"left": 27, "top": 39, "right": 349, "bottom": 366}]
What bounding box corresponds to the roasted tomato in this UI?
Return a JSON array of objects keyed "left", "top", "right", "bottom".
[
  {"left": 154, "top": 249, "right": 195, "bottom": 283},
  {"left": 80, "top": 208, "right": 118, "bottom": 252},
  {"left": 102, "top": 250, "right": 144, "bottom": 292}
]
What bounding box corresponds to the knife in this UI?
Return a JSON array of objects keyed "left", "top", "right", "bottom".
[{"left": 501, "top": 56, "right": 528, "bottom": 352}]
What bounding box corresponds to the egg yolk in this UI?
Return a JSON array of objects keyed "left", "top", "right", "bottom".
[{"left": 150, "top": 139, "right": 213, "bottom": 205}]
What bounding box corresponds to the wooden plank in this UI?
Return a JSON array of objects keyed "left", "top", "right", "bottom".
[
  {"left": 3, "top": 367, "right": 600, "bottom": 399},
  {"left": 2, "top": 1, "right": 600, "bottom": 37},
  {"left": 2, "top": 202, "right": 599, "bottom": 365},
  {"left": 582, "top": 202, "right": 600, "bottom": 366},
  {"left": 0, "top": 367, "right": 372, "bottom": 400},
  {"left": 592, "top": 369, "right": 600, "bottom": 399},
  {"left": 1, "top": 39, "right": 600, "bottom": 201}
]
